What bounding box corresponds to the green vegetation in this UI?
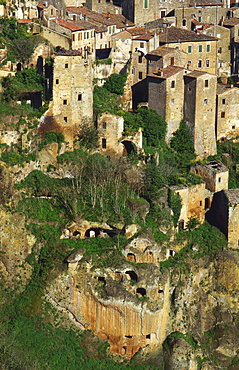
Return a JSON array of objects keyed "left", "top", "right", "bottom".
[{"left": 104, "top": 73, "right": 127, "bottom": 95}]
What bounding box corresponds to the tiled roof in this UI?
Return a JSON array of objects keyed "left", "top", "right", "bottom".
[
  {"left": 74, "top": 19, "right": 96, "bottom": 30},
  {"left": 185, "top": 70, "right": 208, "bottom": 78},
  {"left": 18, "top": 18, "right": 37, "bottom": 23},
  {"left": 126, "top": 27, "right": 153, "bottom": 37},
  {"left": 158, "top": 26, "right": 217, "bottom": 43},
  {"left": 223, "top": 17, "right": 239, "bottom": 26},
  {"left": 148, "top": 65, "right": 184, "bottom": 79},
  {"left": 66, "top": 6, "right": 133, "bottom": 28},
  {"left": 146, "top": 46, "right": 186, "bottom": 57},
  {"left": 52, "top": 18, "right": 83, "bottom": 31}
]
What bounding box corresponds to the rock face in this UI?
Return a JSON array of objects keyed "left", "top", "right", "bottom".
[{"left": 46, "top": 241, "right": 239, "bottom": 367}]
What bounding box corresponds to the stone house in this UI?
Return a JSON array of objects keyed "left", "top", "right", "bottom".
[
  {"left": 85, "top": 0, "right": 122, "bottom": 15},
  {"left": 50, "top": 50, "right": 93, "bottom": 147},
  {"left": 158, "top": 27, "right": 218, "bottom": 75},
  {"left": 37, "top": 2, "right": 61, "bottom": 21},
  {"left": 198, "top": 24, "right": 231, "bottom": 77},
  {"left": 216, "top": 84, "right": 239, "bottom": 140},
  {"left": 173, "top": 6, "right": 229, "bottom": 31},
  {"left": 146, "top": 47, "right": 188, "bottom": 74},
  {"left": 147, "top": 66, "right": 186, "bottom": 142},
  {"left": 49, "top": 19, "right": 96, "bottom": 56}
]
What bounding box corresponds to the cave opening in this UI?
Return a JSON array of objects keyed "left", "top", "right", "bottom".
[{"left": 125, "top": 270, "right": 138, "bottom": 282}]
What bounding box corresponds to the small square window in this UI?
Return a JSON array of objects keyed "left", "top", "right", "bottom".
[
  {"left": 221, "top": 111, "right": 225, "bottom": 118},
  {"left": 171, "top": 80, "right": 175, "bottom": 88},
  {"left": 64, "top": 117, "right": 67, "bottom": 122},
  {"left": 102, "top": 138, "right": 106, "bottom": 149},
  {"left": 222, "top": 99, "right": 225, "bottom": 104},
  {"left": 65, "top": 63, "right": 68, "bottom": 68},
  {"left": 56, "top": 79, "right": 59, "bottom": 84},
  {"left": 63, "top": 99, "right": 67, "bottom": 105},
  {"left": 232, "top": 125, "right": 235, "bottom": 129},
  {"left": 218, "top": 177, "right": 221, "bottom": 182},
  {"left": 78, "top": 94, "right": 82, "bottom": 101},
  {"left": 140, "top": 42, "right": 144, "bottom": 48}
]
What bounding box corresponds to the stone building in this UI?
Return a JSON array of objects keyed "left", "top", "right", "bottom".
[
  {"left": 184, "top": 70, "right": 217, "bottom": 158},
  {"left": 171, "top": 160, "right": 229, "bottom": 229},
  {"left": 216, "top": 84, "right": 239, "bottom": 140},
  {"left": 146, "top": 47, "right": 188, "bottom": 74},
  {"left": 85, "top": 0, "right": 122, "bottom": 14},
  {"left": 97, "top": 112, "right": 142, "bottom": 159},
  {"left": 199, "top": 24, "right": 231, "bottom": 77},
  {"left": 50, "top": 50, "right": 93, "bottom": 147},
  {"left": 223, "top": 17, "right": 239, "bottom": 80},
  {"left": 158, "top": 27, "right": 218, "bottom": 75},
  {"left": 147, "top": 66, "right": 186, "bottom": 142}
]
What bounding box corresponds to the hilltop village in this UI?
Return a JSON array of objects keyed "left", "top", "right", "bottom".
[{"left": 0, "top": 0, "right": 239, "bottom": 369}]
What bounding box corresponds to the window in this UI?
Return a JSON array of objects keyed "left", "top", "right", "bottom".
[
  {"left": 232, "top": 125, "right": 235, "bottom": 129},
  {"left": 64, "top": 117, "right": 67, "bottom": 122},
  {"left": 198, "top": 60, "right": 202, "bottom": 68},
  {"left": 102, "top": 122, "right": 106, "bottom": 129},
  {"left": 171, "top": 98, "right": 175, "bottom": 104},
  {"left": 204, "top": 99, "right": 207, "bottom": 105},
  {"left": 140, "top": 42, "right": 144, "bottom": 48},
  {"left": 222, "top": 99, "right": 225, "bottom": 104},
  {"left": 205, "top": 79, "right": 208, "bottom": 87},
  {"left": 65, "top": 63, "right": 68, "bottom": 68},
  {"left": 187, "top": 60, "right": 191, "bottom": 66},
  {"left": 171, "top": 80, "right": 175, "bottom": 88},
  {"left": 198, "top": 16, "right": 202, "bottom": 22},
  {"left": 218, "top": 47, "right": 222, "bottom": 53},
  {"left": 161, "top": 10, "right": 166, "bottom": 17},
  {"left": 139, "top": 71, "right": 143, "bottom": 79},
  {"left": 188, "top": 45, "right": 192, "bottom": 53},
  {"left": 218, "top": 177, "right": 221, "bottom": 182},
  {"left": 182, "top": 19, "right": 186, "bottom": 26},
  {"left": 171, "top": 57, "right": 174, "bottom": 65},
  {"left": 200, "top": 200, "right": 202, "bottom": 206},
  {"left": 102, "top": 138, "right": 106, "bottom": 148},
  {"left": 175, "top": 46, "right": 179, "bottom": 49},
  {"left": 132, "top": 68, "right": 135, "bottom": 75},
  {"left": 198, "top": 45, "right": 202, "bottom": 52},
  {"left": 144, "top": 0, "right": 148, "bottom": 8},
  {"left": 138, "top": 55, "right": 143, "bottom": 63},
  {"left": 221, "top": 111, "right": 225, "bottom": 118},
  {"left": 72, "top": 34, "right": 75, "bottom": 41},
  {"left": 78, "top": 94, "right": 82, "bottom": 101},
  {"left": 206, "top": 44, "right": 210, "bottom": 52},
  {"left": 206, "top": 59, "right": 210, "bottom": 67},
  {"left": 56, "top": 79, "right": 59, "bottom": 84},
  {"left": 78, "top": 33, "right": 82, "bottom": 40},
  {"left": 63, "top": 99, "right": 67, "bottom": 105}
]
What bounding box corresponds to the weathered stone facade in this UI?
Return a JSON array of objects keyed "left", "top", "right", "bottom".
[
  {"left": 216, "top": 84, "right": 239, "bottom": 140},
  {"left": 50, "top": 51, "right": 93, "bottom": 147},
  {"left": 184, "top": 70, "right": 217, "bottom": 158}
]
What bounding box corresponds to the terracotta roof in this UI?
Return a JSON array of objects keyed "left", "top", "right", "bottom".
[
  {"left": 74, "top": 19, "right": 96, "bottom": 30},
  {"left": 111, "top": 30, "right": 132, "bottom": 39},
  {"left": 66, "top": 6, "right": 133, "bottom": 28},
  {"left": 146, "top": 46, "right": 186, "bottom": 57},
  {"left": 134, "top": 34, "right": 153, "bottom": 40},
  {"left": 52, "top": 18, "right": 83, "bottom": 31},
  {"left": 223, "top": 17, "right": 239, "bottom": 26},
  {"left": 18, "top": 18, "right": 37, "bottom": 23},
  {"left": 126, "top": 27, "right": 153, "bottom": 36},
  {"left": 158, "top": 26, "right": 217, "bottom": 43},
  {"left": 148, "top": 65, "right": 184, "bottom": 79},
  {"left": 185, "top": 70, "right": 208, "bottom": 78}
]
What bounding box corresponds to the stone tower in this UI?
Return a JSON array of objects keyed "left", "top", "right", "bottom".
[
  {"left": 184, "top": 71, "right": 217, "bottom": 158},
  {"left": 52, "top": 50, "right": 93, "bottom": 146}
]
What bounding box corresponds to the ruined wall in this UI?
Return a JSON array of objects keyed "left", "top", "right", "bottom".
[
  {"left": 195, "top": 162, "right": 228, "bottom": 193},
  {"left": 148, "top": 77, "right": 166, "bottom": 119},
  {"left": 98, "top": 113, "right": 124, "bottom": 158},
  {"left": 216, "top": 87, "right": 239, "bottom": 140}
]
